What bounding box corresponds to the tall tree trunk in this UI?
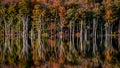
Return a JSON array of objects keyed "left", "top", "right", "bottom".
[
  {"left": 110, "top": 24, "right": 113, "bottom": 49},
  {"left": 83, "top": 20, "right": 87, "bottom": 52},
  {"left": 58, "top": 18, "right": 65, "bottom": 63},
  {"left": 31, "top": 28, "right": 34, "bottom": 46},
  {"left": 105, "top": 21, "right": 111, "bottom": 50},
  {"left": 100, "top": 24, "right": 103, "bottom": 46},
  {"left": 76, "top": 22, "right": 79, "bottom": 51},
  {"left": 54, "top": 10, "right": 57, "bottom": 59},
  {"left": 105, "top": 23, "right": 108, "bottom": 49},
  {"left": 3, "top": 18, "right": 7, "bottom": 54},
  {"left": 93, "top": 18, "right": 97, "bottom": 55},
  {"left": 72, "top": 21, "right": 76, "bottom": 53},
  {"left": 80, "top": 20, "right": 83, "bottom": 52},
  {"left": 38, "top": 15, "right": 44, "bottom": 58},
  {"left": 69, "top": 21, "right": 72, "bottom": 52},
  {"left": 22, "top": 15, "right": 29, "bottom": 57},
  {"left": 9, "top": 18, "right": 13, "bottom": 55}
]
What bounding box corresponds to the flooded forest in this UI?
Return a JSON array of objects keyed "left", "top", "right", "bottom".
[{"left": 0, "top": 0, "right": 120, "bottom": 68}]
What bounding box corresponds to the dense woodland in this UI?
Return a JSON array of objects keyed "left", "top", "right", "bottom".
[{"left": 0, "top": 0, "right": 120, "bottom": 68}]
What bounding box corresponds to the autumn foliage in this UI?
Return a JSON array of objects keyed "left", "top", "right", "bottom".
[{"left": 0, "top": 0, "right": 120, "bottom": 67}]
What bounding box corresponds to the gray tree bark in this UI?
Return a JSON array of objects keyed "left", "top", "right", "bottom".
[
  {"left": 93, "top": 18, "right": 97, "bottom": 55},
  {"left": 21, "top": 15, "right": 29, "bottom": 57}
]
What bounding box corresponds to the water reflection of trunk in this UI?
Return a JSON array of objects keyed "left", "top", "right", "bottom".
[
  {"left": 22, "top": 16, "right": 29, "bottom": 57},
  {"left": 93, "top": 18, "right": 97, "bottom": 55},
  {"left": 105, "top": 21, "right": 111, "bottom": 50},
  {"left": 100, "top": 24, "right": 103, "bottom": 46},
  {"left": 69, "top": 21, "right": 75, "bottom": 53},
  {"left": 3, "top": 18, "right": 7, "bottom": 54},
  {"left": 69, "top": 21, "right": 76, "bottom": 53},
  {"left": 87, "top": 20, "right": 91, "bottom": 52},
  {"left": 76, "top": 22, "right": 79, "bottom": 51},
  {"left": 80, "top": 20, "right": 83, "bottom": 52},
  {"left": 38, "top": 16, "right": 45, "bottom": 58},
  {"left": 10, "top": 27, "right": 13, "bottom": 55},
  {"left": 31, "top": 28, "right": 34, "bottom": 46},
  {"left": 83, "top": 20, "right": 87, "bottom": 52},
  {"left": 105, "top": 23, "right": 108, "bottom": 49},
  {"left": 9, "top": 19, "right": 13, "bottom": 55},
  {"left": 58, "top": 18, "right": 65, "bottom": 63},
  {"left": 110, "top": 24, "right": 113, "bottom": 49},
  {"left": 17, "top": 21, "right": 20, "bottom": 45},
  {"left": 17, "top": 20, "right": 21, "bottom": 56},
  {"left": 54, "top": 10, "right": 57, "bottom": 59}
]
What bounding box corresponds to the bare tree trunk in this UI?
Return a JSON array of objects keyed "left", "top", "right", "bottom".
[
  {"left": 18, "top": 20, "right": 21, "bottom": 46},
  {"left": 10, "top": 18, "right": 13, "bottom": 55},
  {"left": 110, "top": 24, "right": 113, "bottom": 49},
  {"left": 105, "top": 23, "right": 108, "bottom": 49},
  {"left": 38, "top": 15, "right": 44, "bottom": 57},
  {"left": 22, "top": 15, "right": 29, "bottom": 57},
  {"left": 3, "top": 18, "right": 7, "bottom": 54},
  {"left": 31, "top": 28, "right": 34, "bottom": 46},
  {"left": 38, "top": 18, "right": 41, "bottom": 57},
  {"left": 105, "top": 21, "right": 111, "bottom": 50},
  {"left": 76, "top": 22, "right": 79, "bottom": 52},
  {"left": 83, "top": 21, "right": 87, "bottom": 52},
  {"left": 87, "top": 20, "right": 91, "bottom": 52},
  {"left": 80, "top": 20, "right": 83, "bottom": 52},
  {"left": 100, "top": 24, "right": 103, "bottom": 46},
  {"left": 69, "top": 21, "right": 72, "bottom": 52},
  {"left": 93, "top": 18, "right": 97, "bottom": 55},
  {"left": 54, "top": 10, "right": 57, "bottom": 59},
  {"left": 58, "top": 18, "right": 65, "bottom": 63},
  {"left": 72, "top": 21, "right": 76, "bottom": 53}
]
